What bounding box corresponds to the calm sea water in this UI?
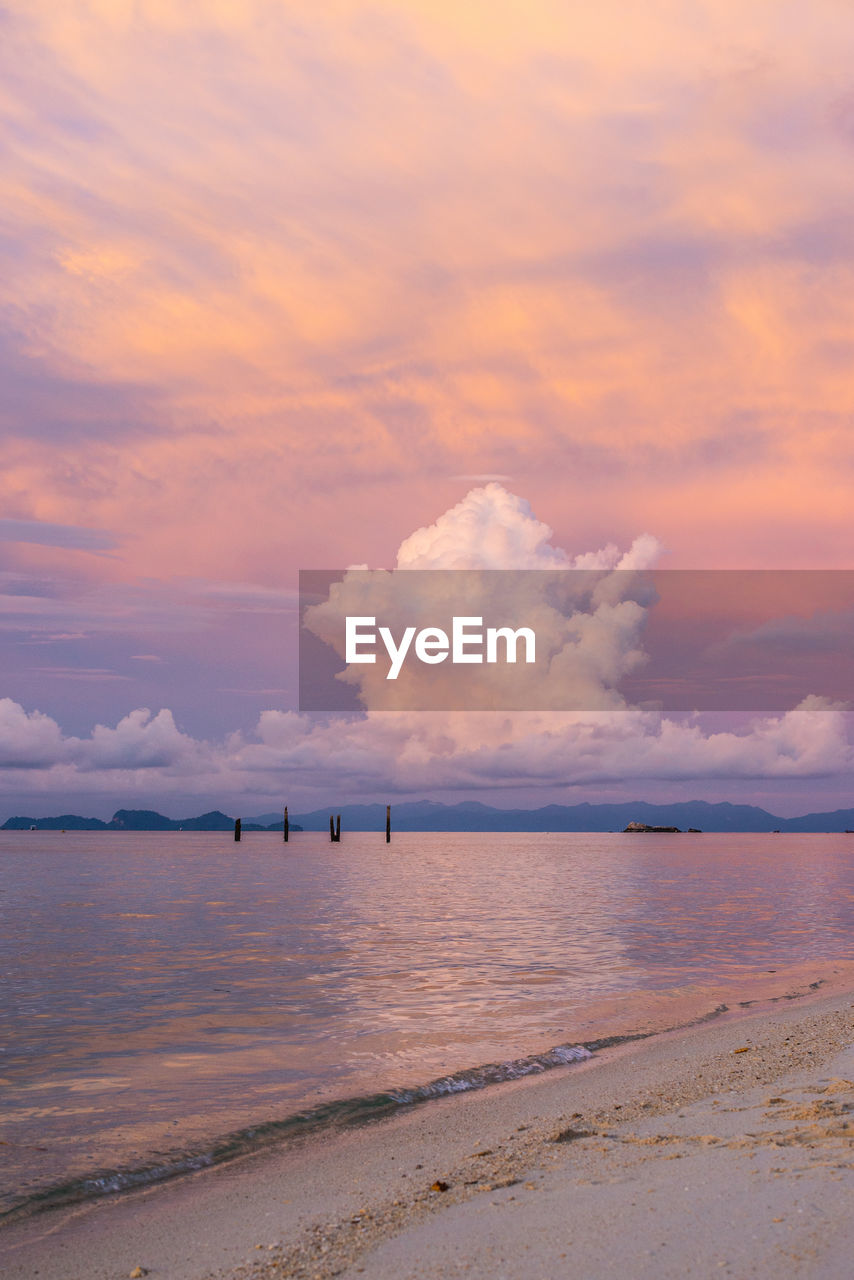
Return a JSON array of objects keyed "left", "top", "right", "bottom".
[{"left": 1, "top": 830, "right": 853, "bottom": 1217}]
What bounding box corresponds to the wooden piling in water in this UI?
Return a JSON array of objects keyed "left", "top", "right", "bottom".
[
  {"left": 234, "top": 817, "right": 242, "bottom": 842},
  {"left": 335, "top": 814, "right": 341, "bottom": 841},
  {"left": 386, "top": 804, "right": 391, "bottom": 843},
  {"left": 329, "top": 814, "right": 335, "bottom": 842},
  {"left": 284, "top": 806, "right": 289, "bottom": 842}
]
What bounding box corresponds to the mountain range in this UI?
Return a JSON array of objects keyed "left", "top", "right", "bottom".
[
  {"left": 0, "top": 808, "right": 300, "bottom": 833},
  {"left": 4, "top": 799, "right": 854, "bottom": 832},
  {"left": 246, "top": 799, "right": 854, "bottom": 832}
]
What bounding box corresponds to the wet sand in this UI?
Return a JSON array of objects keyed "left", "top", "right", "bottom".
[{"left": 1, "top": 970, "right": 852, "bottom": 1280}]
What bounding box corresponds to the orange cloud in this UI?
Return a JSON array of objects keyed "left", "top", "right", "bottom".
[{"left": 2, "top": 0, "right": 854, "bottom": 590}]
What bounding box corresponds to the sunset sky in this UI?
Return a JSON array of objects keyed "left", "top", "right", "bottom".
[{"left": 2, "top": 1, "right": 854, "bottom": 817}]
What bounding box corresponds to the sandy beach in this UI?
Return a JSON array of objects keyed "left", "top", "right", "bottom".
[{"left": 1, "top": 967, "right": 852, "bottom": 1280}]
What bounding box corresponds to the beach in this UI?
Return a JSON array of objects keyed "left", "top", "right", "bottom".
[
  {"left": 2, "top": 967, "right": 852, "bottom": 1280},
  {"left": 7, "top": 3, "right": 854, "bottom": 1275},
  {"left": 9, "top": 828, "right": 854, "bottom": 1225}
]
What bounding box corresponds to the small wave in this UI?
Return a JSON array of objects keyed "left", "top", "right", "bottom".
[
  {"left": 0, "top": 1041, "right": 592, "bottom": 1225},
  {"left": 2, "top": 1003, "right": 736, "bottom": 1226},
  {"left": 387, "top": 1043, "right": 592, "bottom": 1103}
]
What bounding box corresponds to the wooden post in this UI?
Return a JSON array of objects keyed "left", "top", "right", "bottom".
[
  {"left": 386, "top": 804, "right": 391, "bottom": 843},
  {"left": 284, "top": 806, "right": 289, "bottom": 842},
  {"left": 234, "top": 817, "right": 242, "bottom": 842},
  {"left": 329, "top": 814, "right": 335, "bottom": 842},
  {"left": 335, "top": 814, "right": 341, "bottom": 841}
]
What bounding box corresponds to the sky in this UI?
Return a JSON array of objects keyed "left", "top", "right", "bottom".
[{"left": 2, "top": 1, "right": 854, "bottom": 818}]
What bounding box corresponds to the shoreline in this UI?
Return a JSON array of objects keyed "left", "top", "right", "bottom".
[
  {"left": 5, "top": 827, "right": 853, "bottom": 1239},
  {"left": 1, "top": 967, "right": 852, "bottom": 1279},
  {"left": 3, "top": 958, "right": 850, "bottom": 1230}
]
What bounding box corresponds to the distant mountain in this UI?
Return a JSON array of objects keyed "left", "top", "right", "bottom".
[
  {"left": 110, "top": 808, "right": 174, "bottom": 830},
  {"left": 779, "top": 807, "right": 854, "bottom": 833},
  {"left": 5, "top": 799, "right": 854, "bottom": 833},
  {"left": 273, "top": 799, "right": 854, "bottom": 833},
  {"left": 2, "top": 813, "right": 109, "bottom": 831},
  {"left": 1, "top": 808, "right": 302, "bottom": 832}
]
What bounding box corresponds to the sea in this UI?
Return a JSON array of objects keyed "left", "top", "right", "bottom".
[{"left": 2, "top": 830, "right": 853, "bottom": 1221}]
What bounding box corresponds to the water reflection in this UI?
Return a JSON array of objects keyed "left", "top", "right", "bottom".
[{"left": 1, "top": 830, "right": 852, "bottom": 1212}]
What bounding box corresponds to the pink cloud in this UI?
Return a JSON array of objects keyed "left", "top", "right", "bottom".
[
  {"left": 1, "top": 1, "right": 854, "bottom": 592},
  {"left": 0, "top": 487, "right": 851, "bottom": 806},
  {"left": 2, "top": 6, "right": 854, "bottom": 810}
]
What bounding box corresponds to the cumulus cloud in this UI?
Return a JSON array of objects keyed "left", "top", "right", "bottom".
[
  {"left": 395, "top": 483, "right": 663, "bottom": 573},
  {"left": 396, "top": 484, "right": 572, "bottom": 570},
  {"left": 0, "top": 702, "right": 207, "bottom": 776},
  {"left": 81, "top": 709, "right": 201, "bottom": 771},
  {"left": 0, "top": 696, "right": 849, "bottom": 804},
  {"left": 0, "top": 487, "right": 850, "bottom": 804},
  {"left": 236, "top": 698, "right": 853, "bottom": 793},
  {"left": 304, "top": 484, "right": 664, "bottom": 710},
  {"left": 0, "top": 698, "right": 68, "bottom": 769}
]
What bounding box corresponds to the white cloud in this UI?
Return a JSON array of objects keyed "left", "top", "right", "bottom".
[
  {"left": 0, "top": 696, "right": 849, "bottom": 802},
  {"left": 0, "top": 487, "right": 849, "bottom": 803},
  {"left": 396, "top": 484, "right": 663, "bottom": 572},
  {"left": 80, "top": 708, "right": 201, "bottom": 771},
  {"left": 0, "top": 698, "right": 68, "bottom": 768},
  {"left": 229, "top": 699, "right": 853, "bottom": 794},
  {"left": 304, "top": 483, "right": 664, "bottom": 710},
  {"left": 396, "top": 483, "right": 572, "bottom": 570}
]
